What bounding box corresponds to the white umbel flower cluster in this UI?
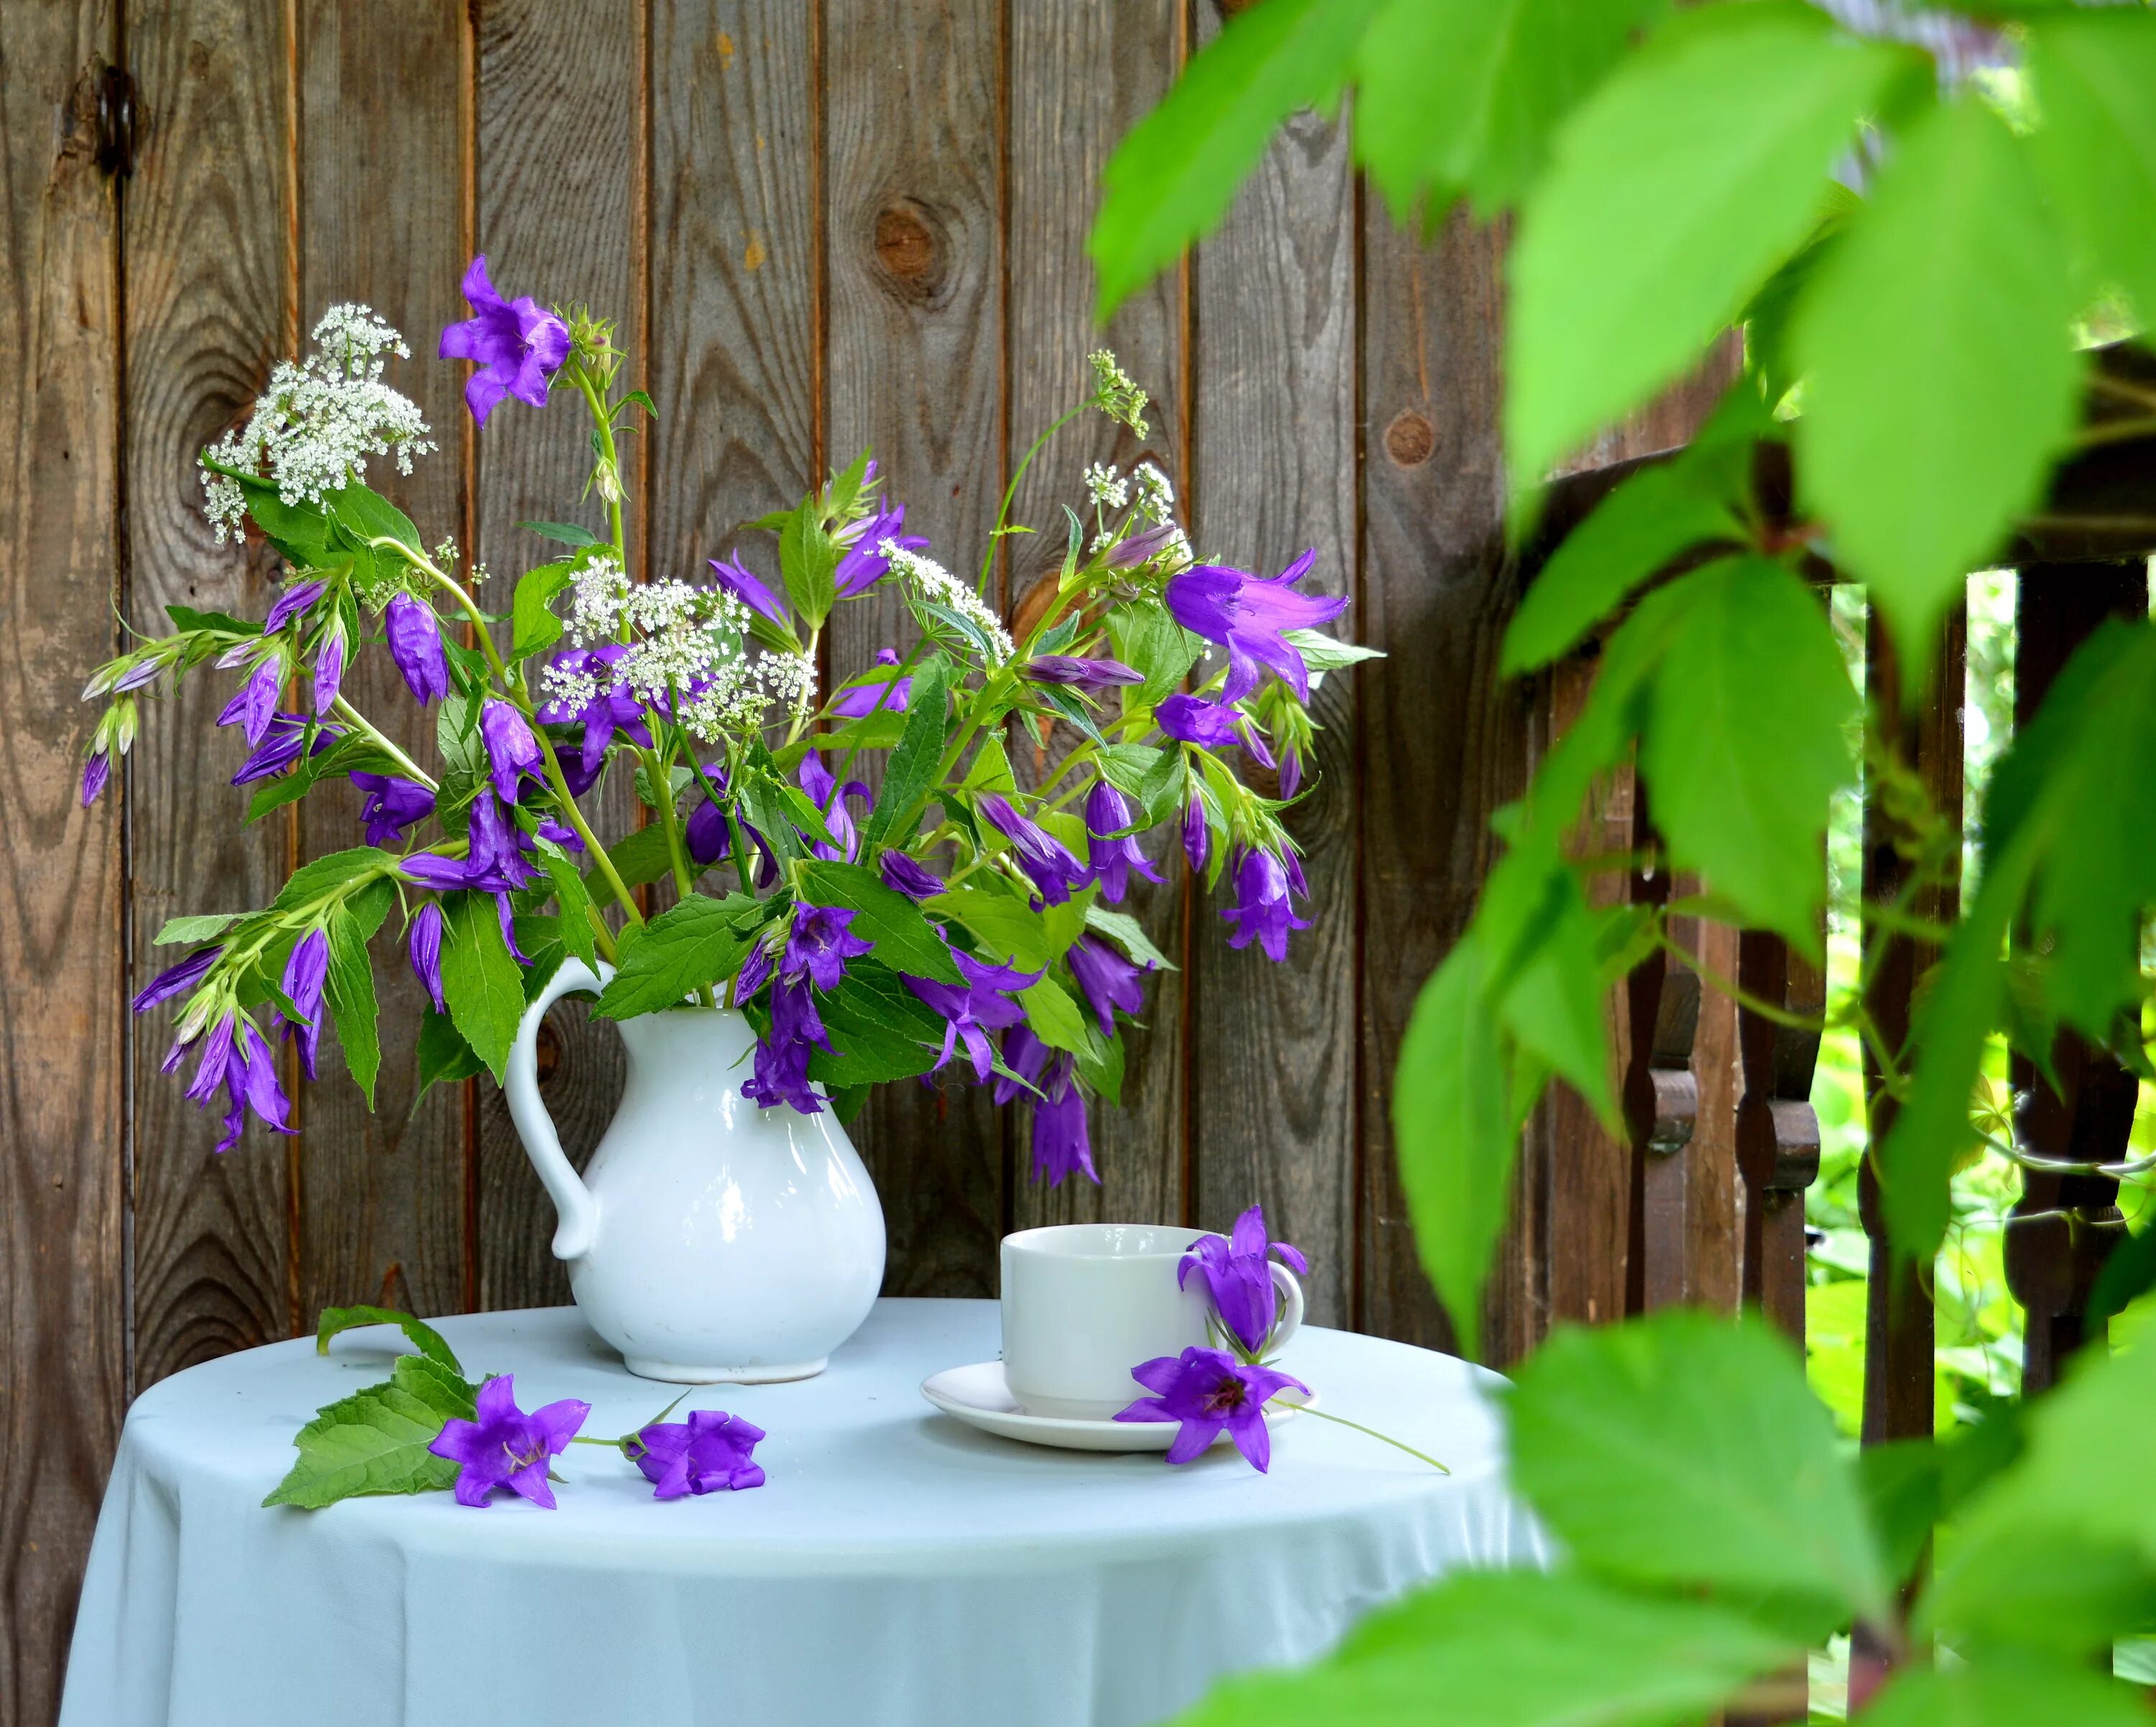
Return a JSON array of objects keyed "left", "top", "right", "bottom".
[
  {"left": 200, "top": 305, "right": 436, "bottom": 543},
  {"left": 883, "top": 540, "right": 1013, "bottom": 661},
  {"left": 1082, "top": 461, "right": 1130, "bottom": 511}
]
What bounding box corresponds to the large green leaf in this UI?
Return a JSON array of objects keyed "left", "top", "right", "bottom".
[
  {"left": 440, "top": 890, "right": 526, "bottom": 1082},
  {"left": 1491, "top": 867, "right": 1616, "bottom": 1128},
  {"left": 323, "top": 907, "right": 382, "bottom": 1108},
  {"left": 1508, "top": 3, "right": 1900, "bottom": 481},
  {"left": 1637, "top": 556, "right": 1855, "bottom": 952},
  {"left": 1355, "top": 0, "right": 1661, "bottom": 224},
  {"left": 2027, "top": 10, "right": 2156, "bottom": 318},
  {"left": 1795, "top": 94, "right": 2081, "bottom": 666},
  {"left": 1169, "top": 1568, "right": 1796, "bottom": 1727},
  {"left": 1391, "top": 934, "right": 1513, "bottom": 1362},
  {"left": 798, "top": 859, "right": 963, "bottom": 985},
  {"left": 593, "top": 892, "right": 760, "bottom": 1020},
  {"left": 1858, "top": 1656, "right": 2150, "bottom": 1727},
  {"left": 929, "top": 884, "right": 1053, "bottom": 971},
  {"left": 806, "top": 961, "right": 946, "bottom": 1087},
  {"left": 1089, "top": 0, "right": 1381, "bottom": 318},
  {"left": 508, "top": 560, "right": 575, "bottom": 662},
  {"left": 315, "top": 1304, "right": 463, "bottom": 1374},
  {"left": 262, "top": 1354, "right": 478, "bottom": 1510},
  {"left": 1508, "top": 1309, "right": 1889, "bottom": 1624}
]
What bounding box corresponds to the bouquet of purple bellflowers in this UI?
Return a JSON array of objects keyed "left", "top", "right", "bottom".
[{"left": 87, "top": 257, "right": 1379, "bottom": 1182}]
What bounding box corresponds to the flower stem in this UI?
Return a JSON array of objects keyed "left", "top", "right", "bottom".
[
  {"left": 977, "top": 403, "right": 1086, "bottom": 596},
  {"left": 329, "top": 694, "right": 436, "bottom": 789},
  {"left": 1285, "top": 1403, "right": 1450, "bottom": 1473}
]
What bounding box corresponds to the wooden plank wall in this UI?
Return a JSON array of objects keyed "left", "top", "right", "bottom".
[{"left": 0, "top": 6, "right": 1745, "bottom": 1721}]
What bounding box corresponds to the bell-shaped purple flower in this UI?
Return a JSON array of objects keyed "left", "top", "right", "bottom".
[
  {"left": 796, "top": 752, "right": 870, "bottom": 862},
  {"left": 1179, "top": 1203, "right": 1309, "bottom": 1358},
  {"left": 233, "top": 714, "right": 341, "bottom": 785},
  {"left": 1181, "top": 791, "right": 1210, "bottom": 874},
  {"left": 218, "top": 658, "right": 285, "bottom": 745},
  {"left": 683, "top": 765, "right": 733, "bottom": 867},
  {"left": 80, "top": 748, "right": 111, "bottom": 807},
  {"left": 977, "top": 793, "right": 1092, "bottom": 906},
  {"left": 1279, "top": 744, "right": 1304, "bottom": 799},
  {"left": 264, "top": 578, "right": 328, "bottom": 634},
  {"left": 480, "top": 699, "right": 544, "bottom": 803},
  {"left": 536, "top": 645, "right": 650, "bottom": 776},
  {"left": 438, "top": 255, "right": 573, "bottom": 425},
  {"left": 1107, "top": 521, "right": 1182, "bottom": 568},
  {"left": 312, "top": 622, "right": 347, "bottom": 717},
  {"left": 833, "top": 502, "right": 925, "bottom": 599},
  {"left": 427, "top": 1373, "right": 591, "bottom": 1509},
  {"left": 280, "top": 927, "right": 330, "bottom": 1080},
  {"left": 1066, "top": 934, "right": 1150, "bottom": 1038},
  {"left": 782, "top": 902, "right": 874, "bottom": 993},
  {"left": 188, "top": 1017, "right": 294, "bottom": 1156},
  {"left": 995, "top": 1027, "right": 1097, "bottom": 1187},
  {"left": 1083, "top": 780, "right": 1164, "bottom": 906},
  {"left": 1164, "top": 550, "right": 1345, "bottom": 703},
  {"left": 1112, "top": 1346, "right": 1308, "bottom": 1470},
  {"left": 741, "top": 1011, "right": 823, "bottom": 1115},
  {"left": 903, "top": 949, "right": 1039, "bottom": 1081},
  {"left": 1222, "top": 846, "right": 1312, "bottom": 963},
  {"left": 831, "top": 648, "right": 912, "bottom": 718},
  {"left": 879, "top": 850, "right": 945, "bottom": 902},
  {"left": 630, "top": 1409, "right": 768, "bottom": 1499},
  {"left": 1155, "top": 692, "right": 1239, "bottom": 749},
  {"left": 351, "top": 770, "right": 436, "bottom": 846},
  {"left": 132, "top": 944, "right": 221, "bottom": 1015},
  {"left": 408, "top": 901, "right": 446, "bottom": 1012},
  {"left": 1023, "top": 654, "right": 1142, "bottom": 692},
  {"left": 384, "top": 593, "right": 451, "bottom": 706},
  {"left": 709, "top": 555, "right": 791, "bottom": 629}
]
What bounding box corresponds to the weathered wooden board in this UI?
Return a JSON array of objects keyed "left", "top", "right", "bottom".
[
  {"left": 0, "top": 11, "right": 122, "bottom": 1723},
  {"left": 821, "top": 0, "right": 1007, "bottom": 1294},
  {"left": 293, "top": 0, "right": 472, "bottom": 1327},
  {"left": 1188, "top": 53, "right": 1359, "bottom": 1326},
  {"left": 126, "top": 0, "right": 298, "bottom": 1388}
]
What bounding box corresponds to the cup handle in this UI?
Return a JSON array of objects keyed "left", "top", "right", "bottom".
[{"left": 1270, "top": 1261, "right": 1305, "bottom": 1350}]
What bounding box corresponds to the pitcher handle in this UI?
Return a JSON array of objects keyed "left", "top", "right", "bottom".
[
  {"left": 1269, "top": 1262, "right": 1306, "bottom": 1352},
  {"left": 507, "top": 957, "right": 612, "bottom": 1263}
]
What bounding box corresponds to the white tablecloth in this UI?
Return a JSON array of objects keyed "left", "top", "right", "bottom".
[{"left": 61, "top": 1299, "right": 1542, "bottom": 1727}]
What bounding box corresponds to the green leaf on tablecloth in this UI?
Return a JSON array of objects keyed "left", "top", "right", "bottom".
[
  {"left": 315, "top": 1304, "right": 464, "bottom": 1375},
  {"left": 263, "top": 1355, "right": 479, "bottom": 1510}
]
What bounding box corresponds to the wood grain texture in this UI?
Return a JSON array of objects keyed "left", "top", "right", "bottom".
[
  {"left": 292, "top": 0, "right": 471, "bottom": 1328},
  {"left": 1188, "top": 53, "right": 1358, "bottom": 1326},
  {"left": 0, "top": 12, "right": 121, "bottom": 1723},
  {"left": 1355, "top": 206, "right": 1513, "bottom": 1350},
  {"left": 1004, "top": 0, "right": 1187, "bottom": 1235},
  {"left": 470, "top": 0, "right": 642, "bottom": 1312},
  {"left": 822, "top": 0, "right": 1005, "bottom": 1294},
  {"left": 126, "top": 0, "right": 298, "bottom": 1387}
]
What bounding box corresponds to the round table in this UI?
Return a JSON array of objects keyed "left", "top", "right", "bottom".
[{"left": 60, "top": 1299, "right": 1543, "bottom": 1727}]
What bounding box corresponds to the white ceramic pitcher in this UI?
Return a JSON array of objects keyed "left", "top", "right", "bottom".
[{"left": 507, "top": 959, "right": 885, "bottom": 1383}]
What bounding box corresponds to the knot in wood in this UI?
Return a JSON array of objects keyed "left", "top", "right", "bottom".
[
  {"left": 1383, "top": 409, "right": 1434, "bottom": 469},
  {"left": 872, "top": 199, "right": 946, "bottom": 304},
  {"left": 535, "top": 1018, "right": 562, "bottom": 1084}
]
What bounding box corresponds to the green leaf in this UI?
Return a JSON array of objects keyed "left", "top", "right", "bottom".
[
  {"left": 958, "top": 733, "right": 1017, "bottom": 796},
  {"left": 1107, "top": 600, "right": 1201, "bottom": 709},
  {"left": 805, "top": 961, "right": 946, "bottom": 1087},
  {"left": 1503, "top": 461, "right": 1745, "bottom": 675},
  {"left": 1083, "top": 903, "right": 1177, "bottom": 973},
  {"left": 1509, "top": 3, "right": 1902, "bottom": 482},
  {"left": 537, "top": 847, "right": 599, "bottom": 970},
  {"left": 509, "top": 560, "right": 576, "bottom": 662},
  {"left": 2027, "top": 11, "right": 2156, "bottom": 319},
  {"left": 154, "top": 911, "right": 244, "bottom": 947},
  {"left": 323, "top": 908, "right": 382, "bottom": 1108},
  {"left": 1391, "top": 934, "right": 1512, "bottom": 1361},
  {"left": 780, "top": 500, "right": 840, "bottom": 627},
  {"left": 798, "top": 860, "right": 962, "bottom": 985},
  {"left": 315, "top": 1304, "right": 463, "bottom": 1373},
  {"left": 929, "top": 885, "right": 1052, "bottom": 971},
  {"left": 1089, "top": 0, "right": 1382, "bottom": 318},
  {"left": 1279, "top": 627, "right": 1383, "bottom": 676},
  {"left": 441, "top": 890, "right": 526, "bottom": 1082},
  {"left": 2088, "top": 1217, "right": 2156, "bottom": 1335},
  {"left": 436, "top": 690, "right": 486, "bottom": 787},
  {"left": 1019, "top": 975, "right": 1090, "bottom": 1056},
  {"left": 1075, "top": 1026, "right": 1125, "bottom": 1107},
  {"left": 592, "top": 823, "right": 678, "bottom": 896},
  {"left": 1491, "top": 867, "right": 1616, "bottom": 1126},
  {"left": 262, "top": 1355, "right": 479, "bottom": 1509},
  {"left": 864, "top": 654, "right": 952, "bottom": 849},
  {"left": 1795, "top": 95, "right": 2081, "bottom": 667},
  {"left": 1166, "top": 1568, "right": 1795, "bottom": 1727},
  {"left": 1857, "top": 1656, "right": 2150, "bottom": 1727},
  {"left": 269, "top": 846, "right": 394, "bottom": 917},
  {"left": 1508, "top": 1309, "right": 1889, "bottom": 1624},
  {"left": 1636, "top": 556, "right": 1855, "bottom": 952},
  {"left": 413, "top": 1006, "right": 487, "bottom": 1111},
  {"left": 1355, "top": 0, "right": 1664, "bottom": 223},
  {"left": 324, "top": 481, "right": 420, "bottom": 556},
  {"left": 166, "top": 602, "right": 257, "bottom": 635},
  {"left": 520, "top": 520, "right": 599, "bottom": 548},
  {"left": 593, "top": 892, "right": 760, "bottom": 1020}
]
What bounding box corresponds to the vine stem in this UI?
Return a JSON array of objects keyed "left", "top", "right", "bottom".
[
  {"left": 1283, "top": 1401, "right": 1450, "bottom": 1473},
  {"left": 977, "top": 402, "right": 1086, "bottom": 595}
]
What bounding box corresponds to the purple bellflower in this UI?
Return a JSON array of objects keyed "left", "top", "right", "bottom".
[
  {"left": 831, "top": 648, "right": 913, "bottom": 718},
  {"left": 1279, "top": 743, "right": 1304, "bottom": 799},
  {"left": 133, "top": 944, "right": 221, "bottom": 1016},
  {"left": 783, "top": 903, "right": 875, "bottom": 992},
  {"left": 995, "top": 1026, "right": 1096, "bottom": 1186},
  {"left": 682, "top": 763, "right": 733, "bottom": 867},
  {"left": 1107, "top": 521, "right": 1181, "bottom": 568},
  {"left": 1083, "top": 780, "right": 1163, "bottom": 906},
  {"left": 833, "top": 502, "right": 925, "bottom": 599},
  {"left": 218, "top": 658, "right": 285, "bottom": 746},
  {"left": 313, "top": 622, "right": 347, "bottom": 717},
  {"left": 796, "top": 752, "right": 870, "bottom": 862},
  {"left": 1181, "top": 791, "right": 1210, "bottom": 874},
  {"left": 438, "top": 256, "right": 573, "bottom": 425},
  {"left": 878, "top": 849, "right": 945, "bottom": 901},
  {"left": 428, "top": 1374, "right": 591, "bottom": 1509},
  {"left": 742, "top": 1008, "right": 822, "bottom": 1115},
  {"left": 977, "top": 793, "right": 1092, "bottom": 906},
  {"left": 1114, "top": 1347, "right": 1309, "bottom": 1470},
  {"left": 384, "top": 593, "right": 452, "bottom": 705},
  {"left": 408, "top": 901, "right": 446, "bottom": 1012},
  {"left": 1222, "top": 846, "right": 1311, "bottom": 964},
  {"left": 264, "top": 578, "right": 328, "bottom": 635},
  {"left": 630, "top": 1409, "right": 768, "bottom": 1499},
  {"left": 537, "top": 645, "right": 651, "bottom": 776},
  {"left": 480, "top": 699, "right": 545, "bottom": 803},
  {"left": 178, "top": 1016, "right": 294, "bottom": 1156},
  {"left": 1180, "top": 1203, "right": 1309, "bottom": 1358},
  {"left": 1066, "top": 934, "right": 1150, "bottom": 1038},
  {"left": 233, "top": 714, "right": 341, "bottom": 786},
  {"left": 1022, "top": 655, "right": 1142, "bottom": 693},
  {"left": 80, "top": 749, "right": 110, "bottom": 807},
  {"left": 351, "top": 770, "right": 436, "bottom": 847},
  {"left": 1164, "top": 551, "right": 1345, "bottom": 704},
  {"left": 903, "top": 948, "right": 1040, "bottom": 1081},
  {"left": 708, "top": 555, "right": 791, "bottom": 630},
  {"left": 280, "top": 928, "right": 330, "bottom": 1080},
  {"left": 1154, "top": 693, "right": 1239, "bottom": 749}
]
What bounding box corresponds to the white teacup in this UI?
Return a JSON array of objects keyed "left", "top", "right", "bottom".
[{"left": 999, "top": 1222, "right": 1305, "bottom": 1420}]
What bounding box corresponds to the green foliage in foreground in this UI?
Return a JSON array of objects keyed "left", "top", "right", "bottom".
[{"left": 1170, "top": 1311, "right": 2156, "bottom": 1726}]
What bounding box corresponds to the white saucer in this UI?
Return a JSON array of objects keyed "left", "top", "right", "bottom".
[{"left": 919, "top": 1360, "right": 1314, "bottom": 1452}]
